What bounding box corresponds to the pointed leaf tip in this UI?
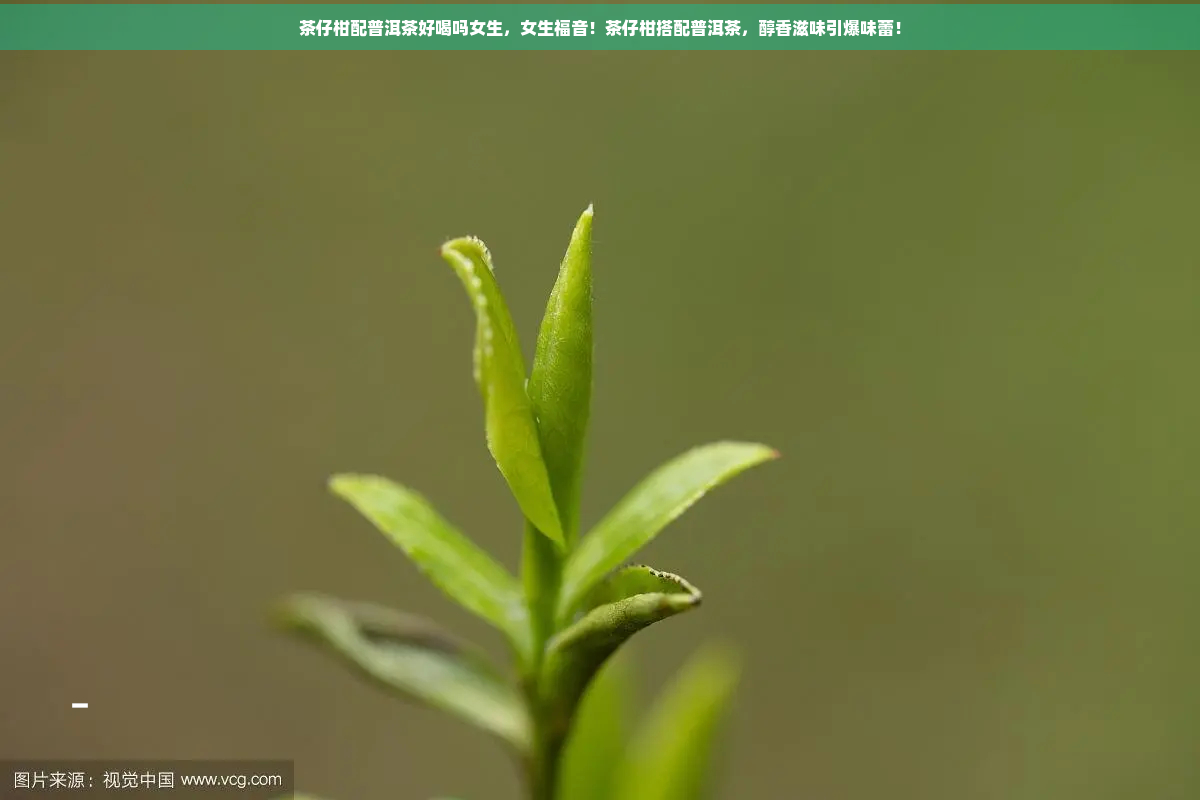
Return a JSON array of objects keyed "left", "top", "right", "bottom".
[
  {"left": 438, "top": 236, "right": 565, "bottom": 546},
  {"left": 529, "top": 206, "right": 595, "bottom": 544}
]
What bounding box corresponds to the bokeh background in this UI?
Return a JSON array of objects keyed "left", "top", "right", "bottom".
[{"left": 2, "top": 51, "right": 1198, "bottom": 800}]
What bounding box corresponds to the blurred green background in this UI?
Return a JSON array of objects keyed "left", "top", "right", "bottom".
[{"left": 2, "top": 51, "right": 1198, "bottom": 799}]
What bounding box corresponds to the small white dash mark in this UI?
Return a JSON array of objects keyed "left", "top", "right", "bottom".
[{"left": 71, "top": 703, "right": 88, "bottom": 709}]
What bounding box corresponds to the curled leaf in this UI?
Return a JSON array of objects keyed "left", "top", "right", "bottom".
[
  {"left": 613, "top": 645, "right": 742, "bottom": 800},
  {"left": 328, "top": 474, "right": 531, "bottom": 660},
  {"left": 529, "top": 205, "right": 594, "bottom": 546},
  {"left": 276, "top": 593, "right": 530, "bottom": 752},
  {"left": 559, "top": 442, "right": 778, "bottom": 621},
  {"left": 441, "top": 237, "right": 564, "bottom": 546},
  {"left": 542, "top": 566, "right": 702, "bottom": 733}
]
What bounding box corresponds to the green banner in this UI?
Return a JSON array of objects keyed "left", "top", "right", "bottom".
[{"left": 2, "top": 4, "right": 1199, "bottom": 50}]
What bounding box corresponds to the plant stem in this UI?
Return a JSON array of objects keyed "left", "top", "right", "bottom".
[
  {"left": 521, "top": 522, "right": 564, "bottom": 800},
  {"left": 522, "top": 524, "right": 561, "bottom": 669},
  {"left": 525, "top": 720, "right": 565, "bottom": 800}
]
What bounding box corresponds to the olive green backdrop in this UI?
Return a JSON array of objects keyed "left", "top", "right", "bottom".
[{"left": 2, "top": 51, "right": 1197, "bottom": 799}]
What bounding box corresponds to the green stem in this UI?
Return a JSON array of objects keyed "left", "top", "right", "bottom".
[
  {"left": 521, "top": 522, "right": 564, "bottom": 800},
  {"left": 525, "top": 720, "right": 565, "bottom": 800},
  {"left": 522, "top": 524, "right": 561, "bottom": 669}
]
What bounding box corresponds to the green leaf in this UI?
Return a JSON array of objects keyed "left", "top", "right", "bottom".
[
  {"left": 328, "top": 474, "right": 530, "bottom": 658},
  {"left": 612, "top": 645, "right": 742, "bottom": 800},
  {"left": 529, "top": 205, "right": 594, "bottom": 546},
  {"left": 558, "top": 442, "right": 778, "bottom": 620},
  {"left": 542, "top": 566, "right": 702, "bottom": 731},
  {"left": 276, "top": 593, "right": 531, "bottom": 753},
  {"left": 440, "top": 236, "right": 564, "bottom": 546},
  {"left": 558, "top": 650, "right": 633, "bottom": 800}
]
